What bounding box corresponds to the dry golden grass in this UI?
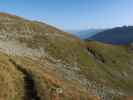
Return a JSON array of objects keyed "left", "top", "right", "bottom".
[{"left": 0, "top": 53, "right": 24, "bottom": 100}]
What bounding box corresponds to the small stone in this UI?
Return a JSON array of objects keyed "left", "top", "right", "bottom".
[{"left": 56, "top": 88, "right": 63, "bottom": 94}]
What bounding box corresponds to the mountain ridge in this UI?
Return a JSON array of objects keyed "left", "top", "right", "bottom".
[{"left": 89, "top": 26, "right": 133, "bottom": 44}]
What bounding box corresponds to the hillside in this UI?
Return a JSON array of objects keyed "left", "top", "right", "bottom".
[
  {"left": 89, "top": 26, "right": 133, "bottom": 44},
  {"left": 0, "top": 12, "right": 133, "bottom": 100}
]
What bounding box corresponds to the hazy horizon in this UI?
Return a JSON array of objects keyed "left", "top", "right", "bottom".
[{"left": 0, "top": 0, "right": 133, "bottom": 30}]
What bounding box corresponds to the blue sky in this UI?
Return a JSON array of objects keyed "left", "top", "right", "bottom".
[{"left": 0, "top": 0, "right": 133, "bottom": 30}]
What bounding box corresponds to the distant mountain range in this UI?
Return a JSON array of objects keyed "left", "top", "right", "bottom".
[
  {"left": 68, "top": 29, "right": 103, "bottom": 39},
  {"left": 89, "top": 26, "right": 133, "bottom": 44}
]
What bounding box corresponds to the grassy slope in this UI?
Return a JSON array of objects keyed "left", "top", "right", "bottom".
[
  {"left": 0, "top": 51, "right": 100, "bottom": 100},
  {"left": 10, "top": 55, "right": 93, "bottom": 100},
  {"left": 84, "top": 41, "right": 133, "bottom": 93}
]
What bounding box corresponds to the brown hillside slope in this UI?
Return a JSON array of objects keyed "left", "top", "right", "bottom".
[{"left": 0, "top": 52, "right": 100, "bottom": 100}]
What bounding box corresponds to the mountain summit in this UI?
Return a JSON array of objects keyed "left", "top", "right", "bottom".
[{"left": 0, "top": 13, "right": 133, "bottom": 100}]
